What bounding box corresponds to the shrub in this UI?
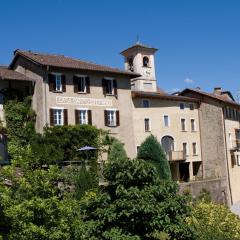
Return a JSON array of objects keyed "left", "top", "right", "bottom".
[
  {"left": 108, "top": 139, "right": 128, "bottom": 162},
  {"left": 137, "top": 135, "right": 171, "bottom": 180}
]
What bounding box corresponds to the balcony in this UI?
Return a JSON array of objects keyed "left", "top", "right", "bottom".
[
  {"left": 168, "top": 151, "right": 186, "bottom": 161},
  {"left": 230, "top": 140, "right": 240, "bottom": 151}
]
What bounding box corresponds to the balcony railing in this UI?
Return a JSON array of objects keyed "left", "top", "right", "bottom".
[
  {"left": 168, "top": 151, "right": 186, "bottom": 161},
  {"left": 230, "top": 140, "right": 240, "bottom": 150}
]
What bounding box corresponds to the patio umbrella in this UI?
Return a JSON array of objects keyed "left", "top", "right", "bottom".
[{"left": 77, "top": 146, "right": 97, "bottom": 165}]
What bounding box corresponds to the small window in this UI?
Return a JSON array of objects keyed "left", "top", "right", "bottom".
[
  {"left": 143, "top": 99, "right": 150, "bottom": 108},
  {"left": 55, "top": 74, "right": 62, "bottom": 91},
  {"left": 79, "top": 110, "right": 88, "bottom": 125},
  {"left": 192, "top": 142, "right": 197, "bottom": 155},
  {"left": 189, "top": 103, "right": 194, "bottom": 110},
  {"left": 180, "top": 103, "right": 185, "bottom": 110},
  {"left": 144, "top": 118, "right": 150, "bottom": 132},
  {"left": 183, "top": 142, "right": 188, "bottom": 156},
  {"left": 53, "top": 109, "right": 64, "bottom": 126},
  {"left": 237, "top": 155, "right": 240, "bottom": 166},
  {"left": 181, "top": 118, "right": 186, "bottom": 131},
  {"left": 106, "top": 79, "right": 113, "bottom": 95},
  {"left": 107, "top": 110, "right": 116, "bottom": 126},
  {"left": 191, "top": 119, "right": 196, "bottom": 131},
  {"left": 128, "top": 57, "right": 134, "bottom": 72},
  {"left": 78, "top": 77, "right": 86, "bottom": 93},
  {"left": 164, "top": 115, "right": 169, "bottom": 127},
  {"left": 143, "top": 56, "right": 149, "bottom": 67}
]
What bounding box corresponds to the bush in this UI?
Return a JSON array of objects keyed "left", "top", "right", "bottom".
[
  {"left": 108, "top": 139, "right": 128, "bottom": 162},
  {"left": 137, "top": 135, "right": 171, "bottom": 180},
  {"left": 188, "top": 201, "right": 240, "bottom": 240}
]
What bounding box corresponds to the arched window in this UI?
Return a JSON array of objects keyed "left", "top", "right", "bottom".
[
  {"left": 128, "top": 57, "right": 134, "bottom": 72},
  {"left": 161, "top": 136, "right": 174, "bottom": 154},
  {"left": 143, "top": 56, "right": 149, "bottom": 67}
]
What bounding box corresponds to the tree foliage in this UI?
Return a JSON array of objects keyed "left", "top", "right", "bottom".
[
  {"left": 137, "top": 135, "right": 171, "bottom": 180},
  {"left": 188, "top": 200, "right": 240, "bottom": 240},
  {"left": 74, "top": 158, "right": 195, "bottom": 239},
  {"left": 108, "top": 139, "right": 128, "bottom": 162}
]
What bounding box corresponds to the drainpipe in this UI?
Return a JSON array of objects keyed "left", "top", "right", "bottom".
[
  {"left": 222, "top": 108, "right": 233, "bottom": 205},
  {"left": 43, "top": 66, "right": 49, "bottom": 127},
  {"left": 198, "top": 101, "right": 204, "bottom": 179}
]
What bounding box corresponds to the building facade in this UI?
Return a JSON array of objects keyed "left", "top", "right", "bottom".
[{"left": 0, "top": 43, "right": 239, "bottom": 206}]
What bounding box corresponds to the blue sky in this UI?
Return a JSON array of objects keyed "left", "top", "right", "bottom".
[{"left": 1, "top": 0, "right": 240, "bottom": 98}]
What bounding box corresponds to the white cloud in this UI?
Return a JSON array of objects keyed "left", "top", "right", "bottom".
[{"left": 184, "top": 78, "right": 194, "bottom": 84}]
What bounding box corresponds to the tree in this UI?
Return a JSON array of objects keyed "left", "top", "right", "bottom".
[
  {"left": 73, "top": 158, "right": 195, "bottom": 239},
  {"left": 188, "top": 200, "right": 240, "bottom": 240},
  {"left": 108, "top": 139, "right": 128, "bottom": 162},
  {"left": 137, "top": 135, "right": 171, "bottom": 180}
]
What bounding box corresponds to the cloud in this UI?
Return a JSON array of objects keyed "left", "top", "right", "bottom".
[{"left": 184, "top": 78, "right": 194, "bottom": 84}]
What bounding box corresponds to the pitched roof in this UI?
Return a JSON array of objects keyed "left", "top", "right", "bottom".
[
  {"left": 181, "top": 88, "right": 240, "bottom": 108},
  {"left": 11, "top": 50, "right": 140, "bottom": 77},
  {"left": 0, "top": 66, "right": 33, "bottom": 81},
  {"left": 120, "top": 42, "right": 158, "bottom": 55},
  {"left": 132, "top": 90, "right": 200, "bottom": 103}
]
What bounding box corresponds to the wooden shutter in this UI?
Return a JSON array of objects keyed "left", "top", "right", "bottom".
[
  {"left": 64, "top": 109, "right": 68, "bottom": 125},
  {"left": 102, "top": 78, "right": 106, "bottom": 95},
  {"left": 49, "top": 108, "right": 54, "bottom": 126},
  {"left": 86, "top": 77, "right": 90, "bottom": 93},
  {"left": 75, "top": 109, "right": 79, "bottom": 124},
  {"left": 73, "top": 76, "right": 79, "bottom": 93},
  {"left": 88, "top": 110, "right": 92, "bottom": 125},
  {"left": 62, "top": 75, "right": 66, "bottom": 92},
  {"left": 116, "top": 110, "right": 120, "bottom": 126},
  {"left": 104, "top": 110, "right": 108, "bottom": 126},
  {"left": 48, "top": 74, "right": 55, "bottom": 92},
  {"left": 113, "top": 79, "right": 118, "bottom": 96}
]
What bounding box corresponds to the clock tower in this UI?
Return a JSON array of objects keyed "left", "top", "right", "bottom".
[{"left": 120, "top": 42, "right": 158, "bottom": 92}]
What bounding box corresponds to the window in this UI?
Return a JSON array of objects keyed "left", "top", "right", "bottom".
[
  {"left": 183, "top": 142, "right": 188, "bottom": 156},
  {"left": 106, "top": 80, "right": 113, "bottom": 95},
  {"left": 180, "top": 103, "right": 185, "bottom": 110},
  {"left": 103, "top": 78, "right": 117, "bottom": 95},
  {"left": 74, "top": 76, "right": 90, "bottom": 93},
  {"left": 49, "top": 73, "right": 66, "bottom": 92},
  {"left": 181, "top": 118, "right": 186, "bottom": 131},
  {"left": 55, "top": 74, "right": 62, "bottom": 91},
  {"left": 79, "top": 110, "right": 88, "bottom": 125},
  {"left": 189, "top": 103, "right": 194, "bottom": 110},
  {"left": 53, "top": 109, "right": 64, "bottom": 126},
  {"left": 104, "top": 110, "right": 119, "bottom": 127},
  {"left": 143, "top": 99, "right": 150, "bottom": 108},
  {"left": 143, "top": 56, "right": 149, "bottom": 67},
  {"left": 164, "top": 115, "right": 169, "bottom": 127},
  {"left": 128, "top": 57, "right": 134, "bottom": 71},
  {"left": 237, "top": 155, "right": 240, "bottom": 166},
  {"left": 191, "top": 119, "right": 196, "bottom": 131},
  {"left": 144, "top": 118, "right": 150, "bottom": 132},
  {"left": 192, "top": 142, "right": 197, "bottom": 155}
]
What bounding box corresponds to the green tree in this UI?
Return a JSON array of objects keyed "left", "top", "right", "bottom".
[
  {"left": 188, "top": 200, "right": 240, "bottom": 240},
  {"left": 108, "top": 139, "right": 128, "bottom": 162},
  {"left": 137, "top": 135, "right": 171, "bottom": 180},
  {"left": 74, "top": 158, "right": 195, "bottom": 239}
]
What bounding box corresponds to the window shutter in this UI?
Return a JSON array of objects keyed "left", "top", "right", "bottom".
[
  {"left": 48, "top": 74, "right": 55, "bottom": 92},
  {"left": 49, "top": 108, "right": 54, "bottom": 126},
  {"left": 113, "top": 79, "right": 118, "bottom": 96},
  {"left": 116, "top": 110, "right": 120, "bottom": 126},
  {"left": 75, "top": 109, "right": 79, "bottom": 124},
  {"left": 104, "top": 110, "right": 108, "bottom": 126},
  {"left": 86, "top": 77, "right": 90, "bottom": 93},
  {"left": 73, "top": 76, "right": 78, "bottom": 93},
  {"left": 64, "top": 109, "right": 68, "bottom": 125},
  {"left": 88, "top": 110, "right": 92, "bottom": 125},
  {"left": 62, "top": 75, "right": 66, "bottom": 92},
  {"left": 102, "top": 79, "right": 106, "bottom": 95}
]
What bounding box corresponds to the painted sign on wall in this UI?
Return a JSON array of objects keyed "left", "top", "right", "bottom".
[{"left": 56, "top": 96, "right": 112, "bottom": 107}]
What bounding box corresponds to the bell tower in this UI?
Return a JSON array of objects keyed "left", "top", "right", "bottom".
[{"left": 120, "top": 42, "right": 158, "bottom": 92}]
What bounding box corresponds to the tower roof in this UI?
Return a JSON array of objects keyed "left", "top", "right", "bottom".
[{"left": 120, "top": 42, "right": 158, "bottom": 56}]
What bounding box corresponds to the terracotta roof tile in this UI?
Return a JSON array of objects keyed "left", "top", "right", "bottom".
[
  {"left": 0, "top": 66, "right": 33, "bottom": 81},
  {"left": 13, "top": 50, "right": 140, "bottom": 77}
]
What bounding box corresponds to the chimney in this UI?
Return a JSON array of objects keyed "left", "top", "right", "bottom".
[{"left": 214, "top": 87, "right": 222, "bottom": 95}]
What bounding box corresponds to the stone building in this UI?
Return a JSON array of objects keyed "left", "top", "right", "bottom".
[{"left": 0, "top": 43, "right": 239, "bottom": 206}]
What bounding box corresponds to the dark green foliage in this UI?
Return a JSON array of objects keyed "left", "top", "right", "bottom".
[
  {"left": 137, "top": 135, "right": 171, "bottom": 180},
  {"left": 75, "top": 158, "right": 195, "bottom": 239},
  {"left": 108, "top": 139, "right": 128, "bottom": 162}
]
